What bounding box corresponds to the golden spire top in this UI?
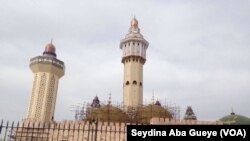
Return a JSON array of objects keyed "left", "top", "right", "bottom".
[{"left": 131, "top": 16, "right": 138, "bottom": 28}]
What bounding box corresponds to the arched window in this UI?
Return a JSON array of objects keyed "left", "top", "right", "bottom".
[
  {"left": 140, "top": 82, "right": 142, "bottom": 86},
  {"left": 126, "top": 81, "right": 130, "bottom": 85},
  {"left": 133, "top": 81, "right": 137, "bottom": 85}
]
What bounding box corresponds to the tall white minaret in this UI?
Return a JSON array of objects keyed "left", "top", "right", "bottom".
[
  {"left": 27, "top": 42, "right": 65, "bottom": 122},
  {"left": 120, "top": 17, "right": 149, "bottom": 110}
]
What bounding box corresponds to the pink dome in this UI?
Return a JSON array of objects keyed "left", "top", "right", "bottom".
[
  {"left": 43, "top": 43, "right": 57, "bottom": 57},
  {"left": 45, "top": 43, "right": 56, "bottom": 53}
]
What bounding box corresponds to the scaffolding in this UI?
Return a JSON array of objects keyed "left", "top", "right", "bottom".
[{"left": 70, "top": 98, "right": 181, "bottom": 123}]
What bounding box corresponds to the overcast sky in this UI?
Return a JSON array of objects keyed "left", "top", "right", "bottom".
[{"left": 0, "top": 0, "right": 249, "bottom": 122}]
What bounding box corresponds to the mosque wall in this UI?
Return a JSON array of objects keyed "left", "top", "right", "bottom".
[
  {"left": 150, "top": 117, "right": 222, "bottom": 125},
  {"left": 11, "top": 118, "right": 222, "bottom": 141},
  {"left": 14, "top": 119, "right": 127, "bottom": 141}
]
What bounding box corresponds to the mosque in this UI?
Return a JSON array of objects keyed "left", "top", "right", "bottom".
[
  {"left": 11, "top": 16, "right": 249, "bottom": 141},
  {"left": 25, "top": 17, "right": 176, "bottom": 125},
  {"left": 25, "top": 17, "right": 250, "bottom": 126}
]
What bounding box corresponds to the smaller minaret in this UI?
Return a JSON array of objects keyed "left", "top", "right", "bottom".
[
  {"left": 27, "top": 42, "right": 65, "bottom": 123},
  {"left": 231, "top": 107, "right": 235, "bottom": 115},
  {"left": 184, "top": 106, "right": 197, "bottom": 120},
  {"left": 91, "top": 96, "right": 101, "bottom": 108},
  {"left": 154, "top": 100, "right": 161, "bottom": 106}
]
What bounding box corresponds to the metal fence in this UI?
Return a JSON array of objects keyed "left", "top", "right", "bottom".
[{"left": 0, "top": 120, "right": 127, "bottom": 141}]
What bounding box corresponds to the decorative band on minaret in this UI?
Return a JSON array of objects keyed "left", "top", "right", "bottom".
[
  {"left": 120, "top": 17, "right": 149, "bottom": 110},
  {"left": 27, "top": 42, "right": 65, "bottom": 123}
]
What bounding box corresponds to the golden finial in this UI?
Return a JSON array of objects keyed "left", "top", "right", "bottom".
[
  {"left": 231, "top": 107, "right": 235, "bottom": 115},
  {"left": 108, "top": 92, "right": 111, "bottom": 105},
  {"left": 131, "top": 16, "right": 138, "bottom": 28},
  {"left": 152, "top": 90, "right": 155, "bottom": 104}
]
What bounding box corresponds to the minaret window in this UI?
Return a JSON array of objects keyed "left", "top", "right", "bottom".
[
  {"left": 133, "top": 81, "right": 137, "bottom": 85},
  {"left": 140, "top": 82, "right": 142, "bottom": 86},
  {"left": 126, "top": 81, "right": 130, "bottom": 85}
]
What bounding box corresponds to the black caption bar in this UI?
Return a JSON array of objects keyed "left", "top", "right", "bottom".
[{"left": 127, "top": 125, "right": 250, "bottom": 141}]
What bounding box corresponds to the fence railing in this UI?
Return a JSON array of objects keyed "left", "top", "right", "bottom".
[{"left": 0, "top": 120, "right": 127, "bottom": 141}]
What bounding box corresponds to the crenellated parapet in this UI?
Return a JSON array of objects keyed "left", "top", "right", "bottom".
[
  {"left": 15, "top": 120, "right": 127, "bottom": 141},
  {"left": 150, "top": 117, "right": 222, "bottom": 125},
  {"left": 13, "top": 117, "right": 223, "bottom": 141}
]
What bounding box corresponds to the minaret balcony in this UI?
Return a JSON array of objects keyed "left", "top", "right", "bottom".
[
  {"left": 122, "top": 53, "right": 146, "bottom": 59},
  {"left": 30, "top": 56, "right": 65, "bottom": 69}
]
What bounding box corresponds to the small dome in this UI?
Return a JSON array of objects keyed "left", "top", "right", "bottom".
[
  {"left": 91, "top": 96, "right": 100, "bottom": 108},
  {"left": 154, "top": 100, "right": 161, "bottom": 106},
  {"left": 184, "top": 106, "right": 197, "bottom": 120},
  {"left": 220, "top": 112, "right": 250, "bottom": 125},
  {"left": 86, "top": 105, "right": 130, "bottom": 123},
  {"left": 45, "top": 43, "right": 56, "bottom": 53},
  {"left": 135, "top": 104, "right": 172, "bottom": 124},
  {"left": 43, "top": 43, "right": 56, "bottom": 57}
]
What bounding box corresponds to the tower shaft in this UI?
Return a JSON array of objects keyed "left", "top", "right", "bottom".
[{"left": 123, "top": 56, "right": 143, "bottom": 108}]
